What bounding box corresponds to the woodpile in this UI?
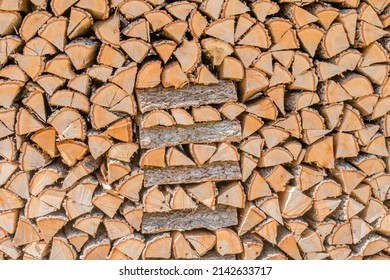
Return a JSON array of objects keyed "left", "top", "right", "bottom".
[{"left": 0, "top": 0, "right": 390, "bottom": 260}]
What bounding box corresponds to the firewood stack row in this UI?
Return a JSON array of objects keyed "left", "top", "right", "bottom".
[{"left": 0, "top": 0, "right": 390, "bottom": 260}]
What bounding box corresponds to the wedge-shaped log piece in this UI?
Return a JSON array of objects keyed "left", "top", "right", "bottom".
[
  {"left": 183, "top": 229, "right": 216, "bottom": 257},
  {"left": 356, "top": 21, "right": 388, "bottom": 48},
  {"left": 320, "top": 23, "right": 350, "bottom": 58},
  {"left": 50, "top": 235, "right": 77, "bottom": 260},
  {"left": 170, "top": 186, "right": 197, "bottom": 210},
  {"left": 209, "top": 142, "right": 239, "bottom": 163},
  {"left": 106, "top": 117, "right": 133, "bottom": 142},
  {"left": 80, "top": 235, "right": 111, "bottom": 260},
  {"left": 0, "top": 188, "right": 23, "bottom": 211},
  {"left": 50, "top": 90, "right": 90, "bottom": 114},
  {"left": 118, "top": 0, "right": 151, "bottom": 20},
  {"left": 0, "top": 81, "right": 23, "bottom": 109},
  {"left": 23, "top": 91, "right": 47, "bottom": 122},
  {"left": 246, "top": 97, "right": 278, "bottom": 120},
  {"left": 258, "top": 147, "right": 294, "bottom": 167},
  {"left": 67, "top": 7, "right": 94, "bottom": 40},
  {"left": 51, "top": 0, "right": 78, "bottom": 16},
  {"left": 186, "top": 181, "right": 217, "bottom": 209},
  {"left": 15, "top": 107, "right": 45, "bottom": 136},
  {"left": 216, "top": 228, "right": 243, "bottom": 256},
  {"left": 360, "top": 198, "right": 387, "bottom": 223},
  {"left": 304, "top": 136, "right": 334, "bottom": 168},
  {"left": 189, "top": 10, "right": 208, "bottom": 39},
  {"left": 205, "top": 17, "right": 235, "bottom": 44},
  {"left": 112, "top": 234, "right": 145, "bottom": 260},
  {"left": 166, "top": 147, "right": 195, "bottom": 167},
  {"left": 174, "top": 39, "right": 201, "bottom": 73},
  {"left": 74, "top": 213, "right": 103, "bottom": 237},
  {"left": 276, "top": 227, "right": 302, "bottom": 260},
  {"left": 309, "top": 199, "right": 341, "bottom": 222},
  {"left": 140, "top": 110, "right": 176, "bottom": 128},
  {"left": 62, "top": 156, "right": 100, "bottom": 190},
  {"left": 19, "top": 11, "right": 51, "bottom": 41},
  {"left": 14, "top": 54, "right": 44, "bottom": 81},
  {"left": 19, "top": 143, "right": 51, "bottom": 172},
  {"left": 0, "top": 64, "right": 28, "bottom": 82},
  {"left": 198, "top": 0, "right": 224, "bottom": 20},
  {"left": 0, "top": 137, "right": 16, "bottom": 161},
  {"left": 244, "top": 170, "right": 272, "bottom": 201},
  {"left": 76, "top": 0, "right": 109, "bottom": 20},
  {"left": 142, "top": 205, "right": 237, "bottom": 234},
  {"left": 36, "top": 75, "right": 66, "bottom": 96},
  {"left": 238, "top": 23, "right": 271, "bottom": 49},
  {"left": 330, "top": 162, "right": 366, "bottom": 194},
  {"left": 0, "top": 109, "right": 16, "bottom": 139},
  {"left": 36, "top": 214, "right": 68, "bottom": 243},
  {"left": 45, "top": 54, "right": 76, "bottom": 79},
  {"left": 140, "top": 147, "right": 166, "bottom": 168},
  {"left": 142, "top": 233, "right": 171, "bottom": 260},
  {"left": 0, "top": 11, "right": 22, "bottom": 36},
  {"left": 144, "top": 162, "right": 242, "bottom": 187},
  {"left": 348, "top": 154, "right": 385, "bottom": 176},
  {"left": 238, "top": 68, "right": 269, "bottom": 102},
  {"left": 48, "top": 108, "right": 86, "bottom": 140},
  {"left": 310, "top": 179, "right": 342, "bottom": 200},
  {"left": 65, "top": 39, "right": 99, "bottom": 70},
  {"left": 93, "top": 190, "right": 123, "bottom": 218},
  {"left": 152, "top": 40, "right": 176, "bottom": 64},
  {"left": 97, "top": 45, "right": 126, "bottom": 68},
  {"left": 353, "top": 234, "right": 389, "bottom": 256},
  {"left": 217, "top": 181, "right": 245, "bottom": 208},
  {"left": 66, "top": 177, "right": 97, "bottom": 206},
  {"left": 3, "top": 171, "right": 30, "bottom": 199},
  {"left": 237, "top": 202, "right": 266, "bottom": 236},
  {"left": 162, "top": 20, "right": 187, "bottom": 43},
  {"left": 201, "top": 38, "right": 234, "bottom": 66},
  {"left": 255, "top": 195, "right": 283, "bottom": 225},
  {"left": 253, "top": 218, "right": 278, "bottom": 244},
  {"left": 38, "top": 17, "right": 68, "bottom": 52},
  {"left": 261, "top": 165, "right": 294, "bottom": 192},
  {"left": 57, "top": 140, "right": 88, "bottom": 167}
]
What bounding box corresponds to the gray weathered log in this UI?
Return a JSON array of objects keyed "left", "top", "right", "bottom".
[
  {"left": 200, "top": 250, "right": 236, "bottom": 260},
  {"left": 142, "top": 205, "right": 238, "bottom": 234},
  {"left": 144, "top": 162, "right": 242, "bottom": 187},
  {"left": 140, "top": 120, "right": 242, "bottom": 149},
  {"left": 136, "top": 80, "right": 237, "bottom": 113}
]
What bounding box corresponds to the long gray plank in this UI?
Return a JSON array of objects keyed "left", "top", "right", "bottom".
[
  {"left": 136, "top": 80, "right": 237, "bottom": 113},
  {"left": 140, "top": 119, "right": 242, "bottom": 149}
]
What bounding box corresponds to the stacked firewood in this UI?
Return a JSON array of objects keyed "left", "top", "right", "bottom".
[{"left": 0, "top": 0, "right": 390, "bottom": 260}]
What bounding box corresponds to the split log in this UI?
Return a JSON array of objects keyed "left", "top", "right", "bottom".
[
  {"left": 142, "top": 205, "right": 237, "bottom": 234},
  {"left": 171, "top": 231, "right": 199, "bottom": 259},
  {"left": 142, "top": 233, "right": 172, "bottom": 260},
  {"left": 186, "top": 182, "right": 217, "bottom": 209},
  {"left": 183, "top": 230, "right": 216, "bottom": 257}
]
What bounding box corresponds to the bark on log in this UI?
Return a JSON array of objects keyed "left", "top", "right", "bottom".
[
  {"left": 144, "top": 162, "right": 242, "bottom": 187},
  {"left": 140, "top": 120, "right": 242, "bottom": 149},
  {"left": 142, "top": 205, "right": 237, "bottom": 234},
  {"left": 136, "top": 80, "right": 237, "bottom": 113}
]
